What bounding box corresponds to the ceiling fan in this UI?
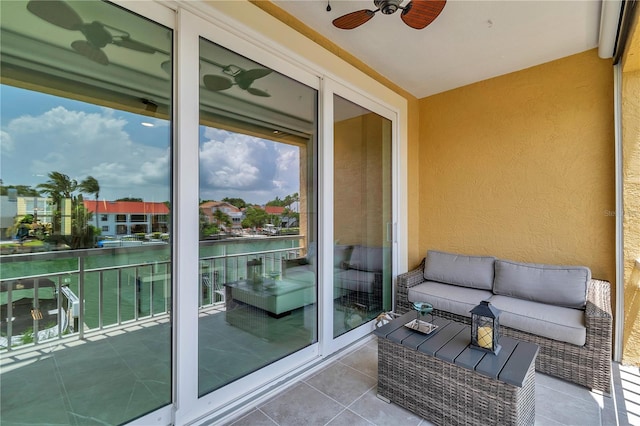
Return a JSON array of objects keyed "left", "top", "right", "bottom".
[
  {"left": 26, "top": 0, "right": 166, "bottom": 65},
  {"left": 332, "top": 0, "right": 446, "bottom": 30},
  {"left": 201, "top": 59, "right": 272, "bottom": 97}
]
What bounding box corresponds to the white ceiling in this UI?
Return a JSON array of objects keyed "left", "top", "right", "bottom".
[{"left": 273, "top": 0, "right": 607, "bottom": 98}]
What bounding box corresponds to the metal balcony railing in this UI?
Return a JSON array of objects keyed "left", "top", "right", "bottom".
[{"left": 0, "top": 237, "right": 303, "bottom": 351}]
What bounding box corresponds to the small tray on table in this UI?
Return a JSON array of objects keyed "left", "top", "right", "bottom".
[{"left": 404, "top": 319, "right": 439, "bottom": 335}]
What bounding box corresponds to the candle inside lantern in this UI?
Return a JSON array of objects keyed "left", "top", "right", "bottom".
[{"left": 477, "top": 325, "right": 493, "bottom": 349}]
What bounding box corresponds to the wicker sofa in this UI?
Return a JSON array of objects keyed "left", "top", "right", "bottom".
[{"left": 396, "top": 250, "right": 613, "bottom": 394}]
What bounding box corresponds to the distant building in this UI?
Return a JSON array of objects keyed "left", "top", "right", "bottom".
[
  {"left": 199, "top": 201, "right": 243, "bottom": 230},
  {"left": 0, "top": 196, "right": 52, "bottom": 240},
  {"left": 263, "top": 205, "right": 285, "bottom": 216},
  {"left": 0, "top": 196, "right": 18, "bottom": 240},
  {"left": 83, "top": 200, "right": 170, "bottom": 236},
  {"left": 264, "top": 205, "right": 297, "bottom": 228}
]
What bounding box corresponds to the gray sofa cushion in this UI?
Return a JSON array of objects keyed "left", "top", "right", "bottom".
[
  {"left": 334, "top": 245, "right": 353, "bottom": 268},
  {"left": 346, "top": 245, "right": 383, "bottom": 272},
  {"left": 335, "top": 269, "right": 377, "bottom": 294},
  {"left": 407, "top": 281, "right": 493, "bottom": 319},
  {"left": 494, "top": 259, "right": 590, "bottom": 309},
  {"left": 488, "top": 295, "right": 586, "bottom": 346},
  {"left": 424, "top": 250, "right": 496, "bottom": 291},
  {"left": 284, "top": 264, "right": 315, "bottom": 284}
]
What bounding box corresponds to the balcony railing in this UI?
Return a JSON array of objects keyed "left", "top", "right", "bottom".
[{"left": 0, "top": 236, "right": 303, "bottom": 351}]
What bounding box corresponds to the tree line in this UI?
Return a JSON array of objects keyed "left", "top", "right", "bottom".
[{"left": 199, "top": 193, "right": 299, "bottom": 238}]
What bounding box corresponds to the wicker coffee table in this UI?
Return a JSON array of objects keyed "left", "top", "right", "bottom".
[{"left": 374, "top": 311, "right": 538, "bottom": 426}]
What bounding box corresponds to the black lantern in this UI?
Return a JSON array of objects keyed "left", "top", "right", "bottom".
[{"left": 470, "top": 300, "right": 502, "bottom": 355}]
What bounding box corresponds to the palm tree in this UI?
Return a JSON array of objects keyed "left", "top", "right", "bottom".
[
  {"left": 79, "top": 176, "right": 100, "bottom": 230},
  {"left": 36, "top": 172, "right": 77, "bottom": 233}
]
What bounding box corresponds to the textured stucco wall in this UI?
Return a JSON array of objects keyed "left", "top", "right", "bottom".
[
  {"left": 622, "top": 8, "right": 640, "bottom": 365},
  {"left": 407, "top": 97, "right": 422, "bottom": 268},
  {"left": 334, "top": 114, "right": 387, "bottom": 246},
  {"left": 417, "top": 49, "right": 615, "bottom": 286}
]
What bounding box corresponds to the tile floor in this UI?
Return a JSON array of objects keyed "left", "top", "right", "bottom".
[{"left": 225, "top": 337, "right": 640, "bottom": 426}]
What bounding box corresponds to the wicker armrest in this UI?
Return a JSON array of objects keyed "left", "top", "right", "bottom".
[
  {"left": 395, "top": 258, "right": 426, "bottom": 314},
  {"left": 585, "top": 279, "right": 613, "bottom": 341},
  {"left": 586, "top": 279, "right": 613, "bottom": 317},
  {"left": 580, "top": 278, "right": 613, "bottom": 393}
]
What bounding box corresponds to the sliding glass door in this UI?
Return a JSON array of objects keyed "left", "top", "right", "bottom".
[
  {"left": 0, "top": 1, "right": 173, "bottom": 424},
  {"left": 197, "top": 37, "right": 318, "bottom": 396},
  {"left": 332, "top": 94, "right": 393, "bottom": 337}
]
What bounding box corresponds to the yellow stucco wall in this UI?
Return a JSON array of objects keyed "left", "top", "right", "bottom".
[
  {"left": 621, "top": 7, "right": 640, "bottom": 365},
  {"left": 334, "top": 115, "right": 387, "bottom": 246},
  {"left": 416, "top": 49, "right": 615, "bottom": 287}
]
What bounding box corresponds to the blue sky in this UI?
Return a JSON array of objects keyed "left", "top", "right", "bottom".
[{"left": 1, "top": 85, "right": 300, "bottom": 205}]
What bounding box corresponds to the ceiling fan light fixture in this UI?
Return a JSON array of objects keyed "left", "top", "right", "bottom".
[
  {"left": 71, "top": 40, "right": 109, "bottom": 65},
  {"left": 375, "top": 0, "right": 401, "bottom": 15},
  {"left": 81, "top": 21, "right": 112, "bottom": 48},
  {"left": 222, "top": 64, "right": 243, "bottom": 77}
]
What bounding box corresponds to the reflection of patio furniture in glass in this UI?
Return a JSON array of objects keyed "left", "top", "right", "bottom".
[
  {"left": 282, "top": 244, "right": 384, "bottom": 311},
  {"left": 224, "top": 279, "right": 315, "bottom": 318},
  {"left": 334, "top": 245, "right": 384, "bottom": 311},
  {"left": 224, "top": 279, "right": 316, "bottom": 340}
]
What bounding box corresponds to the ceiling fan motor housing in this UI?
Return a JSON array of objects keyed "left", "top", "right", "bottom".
[{"left": 375, "top": 0, "right": 402, "bottom": 15}]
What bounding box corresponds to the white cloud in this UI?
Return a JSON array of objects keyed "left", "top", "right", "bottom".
[
  {"left": 2, "top": 106, "right": 170, "bottom": 201},
  {"left": 0, "top": 129, "right": 14, "bottom": 152},
  {"left": 3, "top": 102, "right": 301, "bottom": 205},
  {"left": 198, "top": 128, "right": 301, "bottom": 204},
  {"left": 200, "top": 130, "right": 272, "bottom": 190}
]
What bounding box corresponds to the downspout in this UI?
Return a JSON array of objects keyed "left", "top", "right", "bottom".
[
  {"left": 599, "top": 0, "right": 624, "bottom": 363},
  {"left": 614, "top": 63, "right": 623, "bottom": 362}
]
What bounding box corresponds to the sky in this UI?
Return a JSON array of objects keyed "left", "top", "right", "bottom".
[{"left": 1, "top": 85, "right": 300, "bottom": 205}]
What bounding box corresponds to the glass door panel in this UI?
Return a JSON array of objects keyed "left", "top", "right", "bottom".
[
  {"left": 0, "top": 1, "right": 173, "bottom": 424},
  {"left": 333, "top": 95, "right": 392, "bottom": 337},
  {"left": 197, "top": 37, "right": 318, "bottom": 396}
]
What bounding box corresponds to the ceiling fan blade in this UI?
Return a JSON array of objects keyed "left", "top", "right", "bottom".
[
  {"left": 112, "top": 37, "right": 157, "bottom": 54},
  {"left": 71, "top": 40, "right": 109, "bottom": 65},
  {"left": 235, "top": 69, "right": 272, "bottom": 89},
  {"left": 238, "top": 68, "right": 272, "bottom": 81},
  {"left": 161, "top": 60, "right": 172, "bottom": 76},
  {"left": 27, "top": 0, "right": 83, "bottom": 31},
  {"left": 332, "top": 9, "right": 376, "bottom": 30},
  {"left": 247, "top": 88, "right": 271, "bottom": 97},
  {"left": 401, "top": 0, "right": 446, "bottom": 29},
  {"left": 203, "top": 75, "right": 233, "bottom": 91}
]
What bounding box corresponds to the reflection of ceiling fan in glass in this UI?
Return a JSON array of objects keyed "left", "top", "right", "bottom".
[
  {"left": 26, "top": 0, "right": 166, "bottom": 65},
  {"left": 160, "top": 59, "right": 273, "bottom": 98},
  {"left": 201, "top": 59, "right": 272, "bottom": 98}
]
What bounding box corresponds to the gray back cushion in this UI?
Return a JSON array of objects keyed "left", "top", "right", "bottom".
[
  {"left": 334, "top": 245, "right": 353, "bottom": 269},
  {"left": 493, "top": 260, "right": 590, "bottom": 309},
  {"left": 347, "top": 245, "right": 383, "bottom": 272},
  {"left": 424, "top": 250, "right": 496, "bottom": 290}
]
